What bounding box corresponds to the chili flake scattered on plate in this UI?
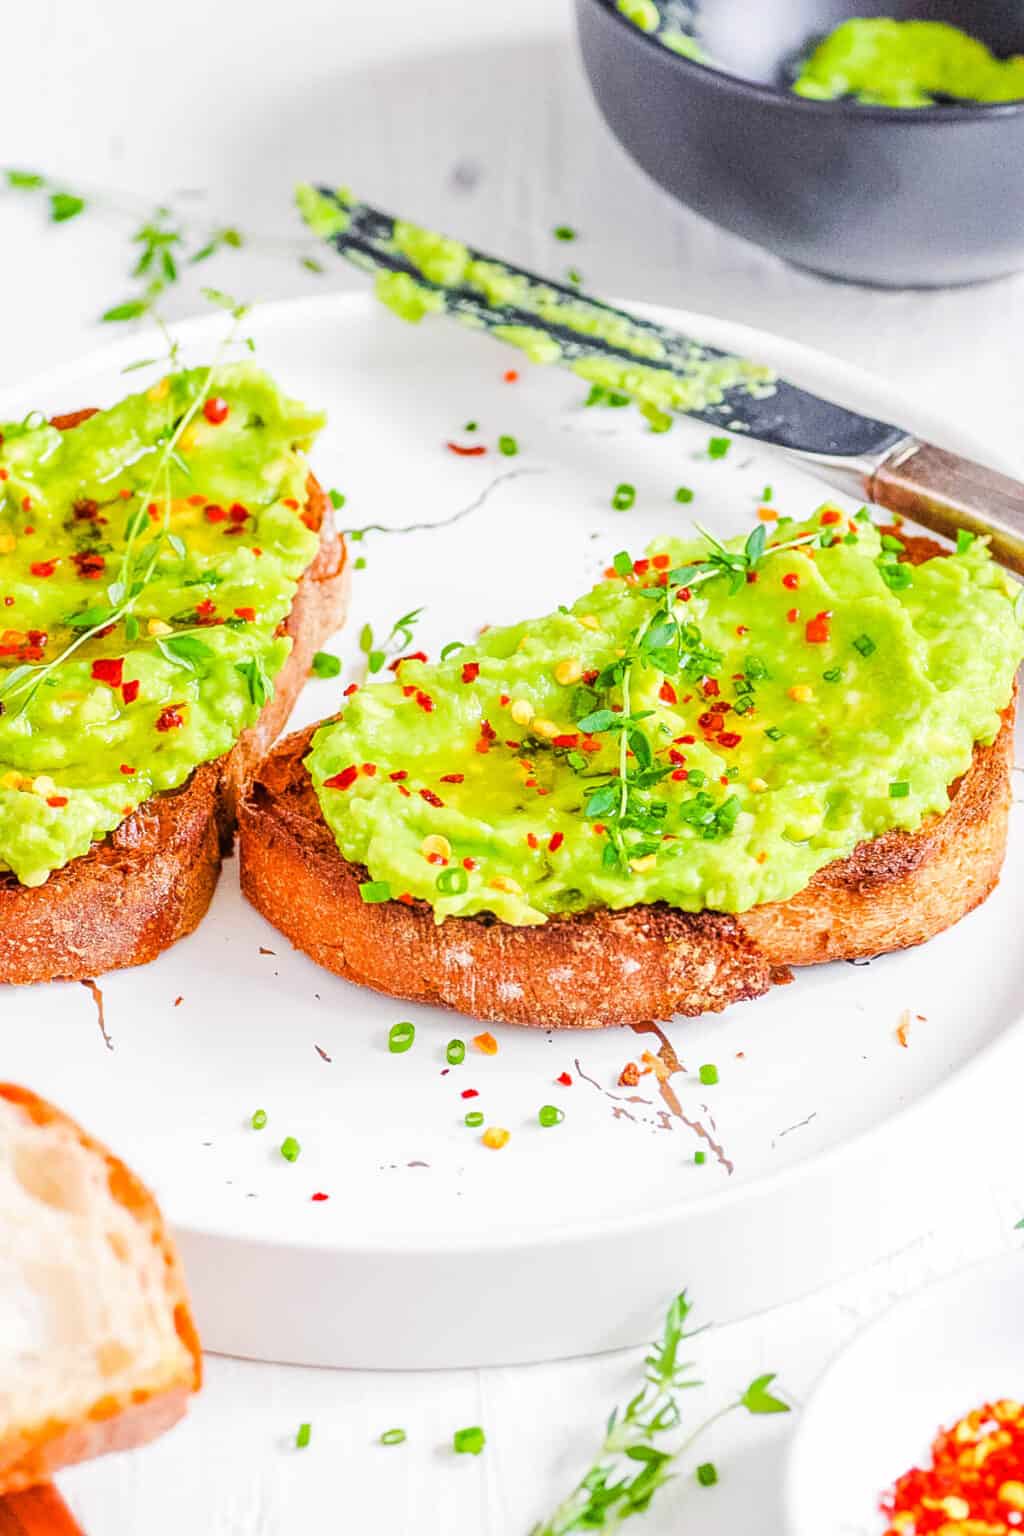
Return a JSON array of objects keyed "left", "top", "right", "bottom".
[{"left": 881, "top": 1398, "right": 1024, "bottom": 1534}]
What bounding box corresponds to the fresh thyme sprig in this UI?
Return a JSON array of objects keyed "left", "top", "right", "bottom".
[
  {"left": 532, "top": 1291, "right": 789, "bottom": 1534},
  {"left": 102, "top": 208, "right": 244, "bottom": 325},
  {"left": 0, "top": 299, "right": 252, "bottom": 717},
  {"left": 574, "top": 522, "right": 822, "bottom": 870}
]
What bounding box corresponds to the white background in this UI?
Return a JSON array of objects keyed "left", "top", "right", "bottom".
[{"left": 2, "top": 3, "right": 1023, "bottom": 1533}]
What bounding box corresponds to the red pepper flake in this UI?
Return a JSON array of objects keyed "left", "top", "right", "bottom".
[
  {"left": 21, "top": 497, "right": 32, "bottom": 513},
  {"left": 581, "top": 670, "right": 599, "bottom": 685},
  {"left": 677, "top": 587, "right": 692, "bottom": 602},
  {"left": 592, "top": 823, "right": 606, "bottom": 835},
  {"left": 415, "top": 691, "right": 434, "bottom": 713},
  {"left": 786, "top": 607, "right": 799, "bottom": 623},
  {"left": 389, "top": 770, "right": 408, "bottom": 781},
  {"left": 155, "top": 703, "right": 185, "bottom": 732},
  {"left": 229, "top": 502, "right": 249, "bottom": 523},
  {"left": 882, "top": 1398, "right": 1024, "bottom": 1534},
  {"left": 746, "top": 571, "right": 758, "bottom": 583},
  {"left": 701, "top": 677, "right": 719, "bottom": 697},
  {"left": 397, "top": 892, "right": 415, "bottom": 904},
  {"left": 820, "top": 508, "right": 842, "bottom": 525},
  {"left": 669, "top": 749, "right": 687, "bottom": 765},
  {"left": 187, "top": 493, "right": 205, "bottom": 506},
  {"left": 652, "top": 553, "right": 671, "bottom": 570},
  {"left": 717, "top": 731, "right": 742, "bottom": 749},
  {"left": 697, "top": 711, "right": 718, "bottom": 731},
  {"left": 503, "top": 369, "right": 519, "bottom": 383},
  {"left": 419, "top": 788, "right": 444, "bottom": 807},
  {"left": 672, "top": 768, "right": 689, "bottom": 781},
  {"left": 526, "top": 832, "right": 539, "bottom": 849},
  {"left": 23, "top": 526, "right": 34, "bottom": 535},
  {"left": 46, "top": 795, "right": 68, "bottom": 808},
  {"left": 147, "top": 502, "right": 160, "bottom": 521},
  {"left": 0, "top": 468, "right": 6, "bottom": 480},
  {"left": 782, "top": 572, "right": 799, "bottom": 590},
  {"left": 204, "top": 504, "right": 227, "bottom": 523},
  {"left": 398, "top": 785, "right": 411, "bottom": 797},
  {"left": 121, "top": 679, "right": 140, "bottom": 705},
  {"left": 361, "top": 762, "right": 377, "bottom": 777},
  {"left": 389, "top": 651, "right": 428, "bottom": 672},
  {"left": 91, "top": 657, "right": 124, "bottom": 688},
  {"left": 462, "top": 858, "right": 477, "bottom": 872},
  {"left": 440, "top": 773, "right": 465, "bottom": 783},
  {"left": 202, "top": 396, "right": 229, "bottom": 425},
  {"left": 446, "top": 441, "right": 487, "bottom": 457},
  {"left": 461, "top": 661, "right": 480, "bottom": 684},
  {"left": 549, "top": 831, "right": 564, "bottom": 852},
  {"left": 552, "top": 733, "right": 579, "bottom": 749},
  {"left": 343, "top": 683, "right": 359, "bottom": 697},
  {"left": 72, "top": 547, "right": 106, "bottom": 579},
  {"left": 30, "top": 560, "right": 57, "bottom": 578},
  {"left": 234, "top": 607, "right": 256, "bottom": 622},
  {"left": 461, "top": 1088, "right": 479, "bottom": 1099},
  {"left": 311, "top": 1191, "right": 329, "bottom": 1202},
  {"left": 118, "top": 487, "right": 132, "bottom": 500},
  {"left": 659, "top": 680, "right": 677, "bottom": 705},
  {"left": 196, "top": 598, "right": 217, "bottom": 620},
  {"left": 805, "top": 611, "right": 832, "bottom": 644},
  {"left": 735, "top": 624, "right": 748, "bottom": 636},
  {"left": 324, "top": 765, "right": 359, "bottom": 791},
  {"left": 119, "top": 763, "right": 136, "bottom": 775},
  {"left": 282, "top": 498, "right": 300, "bottom": 511},
  {"left": 556, "top": 1071, "right": 572, "bottom": 1086}
]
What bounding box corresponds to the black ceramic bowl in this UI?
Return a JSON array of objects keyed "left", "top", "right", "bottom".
[{"left": 575, "top": 0, "right": 1024, "bottom": 286}]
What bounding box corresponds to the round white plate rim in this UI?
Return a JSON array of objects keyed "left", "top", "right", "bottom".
[
  {"left": 5, "top": 291, "right": 1021, "bottom": 1262},
  {"left": 783, "top": 1246, "right": 1024, "bottom": 1536}
]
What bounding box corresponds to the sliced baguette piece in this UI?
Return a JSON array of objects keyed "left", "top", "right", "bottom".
[
  {"left": 237, "top": 535, "right": 1016, "bottom": 1029},
  {"left": 0, "top": 1084, "right": 201, "bottom": 1497},
  {"left": 0, "top": 411, "right": 350, "bottom": 986}
]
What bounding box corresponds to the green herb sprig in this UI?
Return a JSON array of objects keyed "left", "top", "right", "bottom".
[
  {"left": 531, "top": 1291, "right": 789, "bottom": 1534},
  {"left": 358, "top": 607, "right": 424, "bottom": 676}
]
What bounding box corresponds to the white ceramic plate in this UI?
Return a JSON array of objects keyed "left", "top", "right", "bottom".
[
  {"left": 2, "top": 293, "right": 1022, "bottom": 1368},
  {"left": 786, "top": 1247, "right": 1024, "bottom": 1536}
]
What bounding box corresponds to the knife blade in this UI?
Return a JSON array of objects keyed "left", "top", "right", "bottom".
[{"left": 300, "top": 185, "right": 1024, "bottom": 574}]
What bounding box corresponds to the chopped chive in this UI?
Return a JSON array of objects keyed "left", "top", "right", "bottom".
[
  {"left": 855, "top": 506, "right": 872, "bottom": 522},
  {"left": 311, "top": 650, "right": 341, "bottom": 678},
  {"left": 613, "top": 550, "right": 634, "bottom": 577},
  {"left": 464, "top": 1110, "right": 484, "bottom": 1127},
  {"left": 50, "top": 191, "right": 85, "bottom": 223},
  {"left": 880, "top": 533, "right": 905, "bottom": 552},
  {"left": 843, "top": 532, "right": 858, "bottom": 545},
  {"left": 889, "top": 780, "right": 910, "bottom": 798},
  {"left": 280, "top": 1136, "right": 301, "bottom": 1162},
  {"left": 498, "top": 434, "right": 519, "bottom": 457},
  {"left": 852, "top": 633, "right": 876, "bottom": 657},
  {"left": 707, "top": 436, "right": 730, "bottom": 459},
  {"left": 696, "top": 1461, "right": 718, "bottom": 1487},
  {"left": 760, "top": 484, "right": 773, "bottom": 502},
  {"left": 446, "top": 1038, "right": 466, "bottom": 1065},
  {"left": 674, "top": 486, "right": 694, "bottom": 504},
  {"left": 295, "top": 1422, "right": 311, "bottom": 1449},
  {"left": 553, "top": 225, "right": 577, "bottom": 241},
  {"left": 698, "top": 1063, "right": 719, "bottom": 1086},
  {"left": 437, "top": 866, "right": 469, "bottom": 896},
  {"left": 538, "top": 1104, "right": 564, "bottom": 1128},
  {"left": 566, "top": 266, "right": 582, "bottom": 285},
  {"left": 350, "top": 528, "right": 364, "bottom": 542},
  {"left": 359, "top": 880, "right": 392, "bottom": 904},
  {"left": 464, "top": 420, "right": 478, "bottom": 432},
  {"left": 687, "top": 768, "right": 706, "bottom": 787},
  {"left": 453, "top": 1426, "right": 486, "bottom": 1455},
  {"left": 389, "top": 1020, "right": 416, "bottom": 1054},
  {"left": 822, "top": 666, "right": 842, "bottom": 683},
  {"left": 380, "top": 1428, "right": 406, "bottom": 1446},
  {"left": 440, "top": 641, "right": 466, "bottom": 659},
  {"left": 694, "top": 1150, "right": 706, "bottom": 1165},
  {"left": 956, "top": 528, "right": 976, "bottom": 554},
  {"left": 250, "top": 1108, "right": 268, "bottom": 1130},
  {"left": 612, "top": 482, "right": 636, "bottom": 512},
  {"left": 328, "top": 488, "right": 346, "bottom": 510},
  {"left": 764, "top": 726, "right": 783, "bottom": 741},
  {"left": 354, "top": 556, "right": 367, "bottom": 570}
]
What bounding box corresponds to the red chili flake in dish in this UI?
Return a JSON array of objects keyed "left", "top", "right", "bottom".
[
  {"left": 463, "top": 857, "right": 477, "bottom": 871},
  {"left": 669, "top": 749, "right": 687, "bottom": 765},
  {"left": 398, "top": 785, "right": 411, "bottom": 797},
  {"left": 0, "top": 468, "right": 6, "bottom": 480},
  {"left": 202, "top": 396, "right": 229, "bottom": 424},
  {"left": 23, "top": 526, "right": 34, "bottom": 535},
  {"left": 46, "top": 795, "right": 68, "bottom": 808},
  {"left": 659, "top": 680, "right": 678, "bottom": 705},
  {"left": 446, "top": 441, "right": 487, "bottom": 456},
  {"left": 548, "top": 832, "right": 564, "bottom": 852},
  {"left": 652, "top": 553, "right": 670, "bottom": 570},
  {"left": 196, "top": 598, "right": 217, "bottom": 620},
  {"left": 234, "top": 607, "right": 256, "bottom": 622},
  {"left": 461, "top": 661, "right": 480, "bottom": 684},
  {"left": 310, "top": 1192, "right": 329, "bottom": 1202},
  {"left": 556, "top": 1071, "right": 572, "bottom": 1086},
  {"left": 282, "top": 498, "right": 300, "bottom": 511},
  {"left": 677, "top": 733, "right": 696, "bottom": 745},
  {"left": 552, "top": 733, "right": 579, "bottom": 749},
  {"left": 504, "top": 369, "right": 519, "bottom": 382},
  {"left": 415, "top": 691, "right": 434, "bottom": 713},
  {"left": 29, "top": 560, "right": 57, "bottom": 578},
  {"left": 389, "top": 770, "right": 408, "bottom": 781},
  {"left": 697, "top": 712, "right": 718, "bottom": 731},
  {"left": 187, "top": 493, "right": 205, "bottom": 506},
  {"left": 479, "top": 718, "right": 496, "bottom": 741},
  {"left": 672, "top": 768, "right": 689, "bottom": 781},
  {"left": 440, "top": 773, "right": 465, "bottom": 784},
  {"left": 782, "top": 572, "right": 799, "bottom": 590},
  {"left": 786, "top": 607, "right": 799, "bottom": 623},
  {"left": 121, "top": 680, "right": 140, "bottom": 705},
  {"left": 229, "top": 502, "right": 249, "bottom": 523},
  {"left": 881, "top": 1398, "right": 1024, "bottom": 1534},
  {"left": 746, "top": 571, "right": 758, "bottom": 584},
  {"left": 389, "top": 651, "right": 428, "bottom": 672},
  {"left": 717, "top": 731, "right": 742, "bottom": 749},
  {"left": 582, "top": 670, "right": 599, "bottom": 685},
  {"left": 419, "top": 788, "right": 444, "bottom": 807},
  {"left": 91, "top": 657, "right": 124, "bottom": 688},
  {"left": 677, "top": 587, "right": 692, "bottom": 602},
  {"left": 526, "top": 833, "right": 539, "bottom": 849},
  {"left": 805, "top": 611, "right": 832, "bottom": 644},
  {"left": 397, "top": 892, "right": 416, "bottom": 904},
  {"left": 155, "top": 704, "right": 185, "bottom": 732},
  {"left": 820, "top": 508, "right": 842, "bottom": 525},
  {"left": 633, "top": 558, "right": 650, "bottom": 575},
  {"left": 343, "top": 683, "right": 359, "bottom": 697},
  {"left": 701, "top": 677, "right": 719, "bottom": 698},
  {"left": 72, "top": 550, "right": 106, "bottom": 581},
  {"left": 119, "top": 764, "right": 136, "bottom": 775},
  {"left": 361, "top": 763, "right": 377, "bottom": 777},
  {"left": 204, "top": 504, "right": 227, "bottom": 523},
  {"left": 461, "top": 1088, "right": 479, "bottom": 1099},
  {"left": 21, "top": 497, "right": 33, "bottom": 513},
  {"left": 323, "top": 765, "right": 359, "bottom": 791}
]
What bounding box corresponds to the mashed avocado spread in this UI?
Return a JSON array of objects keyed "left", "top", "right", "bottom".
[
  {"left": 0, "top": 364, "right": 323, "bottom": 887},
  {"left": 308, "top": 512, "right": 1023, "bottom": 926},
  {"left": 793, "top": 19, "right": 1024, "bottom": 106}
]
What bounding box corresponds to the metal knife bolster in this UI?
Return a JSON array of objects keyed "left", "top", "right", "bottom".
[{"left": 795, "top": 436, "right": 1024, "bottom": 575}]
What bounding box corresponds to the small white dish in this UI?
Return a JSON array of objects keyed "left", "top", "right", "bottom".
[{"left": 786, "top": 1247, "right": 1024, "bottom": 1536}]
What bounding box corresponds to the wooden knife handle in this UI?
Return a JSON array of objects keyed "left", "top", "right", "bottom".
[
  {"left": 0, "top": 1487, "right": 84, "bottom": 1536},
  {"left": 866, "top": 438, "right": 1024, "bottom": 574}
]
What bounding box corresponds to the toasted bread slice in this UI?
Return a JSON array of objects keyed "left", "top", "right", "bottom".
[
  {"left": 237, "top": 533, "right": 1016, "bottom": 1028},
  {"left": 0, "top": 1084, "right": 201, "bottom": 1496},
  {"left": 0, "top": 412, "right": 349, "bottom": 986}
]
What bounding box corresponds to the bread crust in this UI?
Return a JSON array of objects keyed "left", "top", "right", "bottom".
[
  {"left": 0, "top": 1084, "right": 201, "bottom": 1497},
  {"left": 237, "top": 533, "right": 1017, "bottom": 1028},
  {"left": 0, "top": 412, "right": 349, "bottom": 985}
]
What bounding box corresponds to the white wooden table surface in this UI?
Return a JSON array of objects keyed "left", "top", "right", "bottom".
[{"left": 2, "top": 4, "right": 1023, "bottom": 1532}]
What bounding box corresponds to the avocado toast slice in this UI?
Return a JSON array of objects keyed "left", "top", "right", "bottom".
[
  {"left": 238, "top": 519, "right": 1022, "bottom": 1029},
  {"left": 0, "top": 368, "right": 348, "bottom": 984}
]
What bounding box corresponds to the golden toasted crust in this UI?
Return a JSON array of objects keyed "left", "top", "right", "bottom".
[
  {"left": 0, "top": 411, "right": 349, "bottom": 985},
  {"left": 0, "top": 1085, "right": 201, "bottom": 1497},
  {"left": 237, "top": 531, "right": 1017, "bottom": 1028}
]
